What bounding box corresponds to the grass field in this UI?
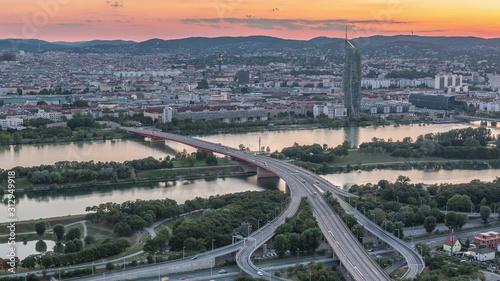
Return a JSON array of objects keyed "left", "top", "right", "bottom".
[{"left": 0, "top": 214, "right": 86, "bottom": 236}]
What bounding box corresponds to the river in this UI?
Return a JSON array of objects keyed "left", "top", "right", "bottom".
[
  {"left": 0, "top": 123, "right": 480, "bottom": 169},
  {"left": 1, "top": 123, "right": 500, "bottom": 221}
]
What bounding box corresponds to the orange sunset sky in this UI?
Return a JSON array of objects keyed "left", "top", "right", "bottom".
[{"left": 1, "top": 0, "right": 499, "bottom": 41}]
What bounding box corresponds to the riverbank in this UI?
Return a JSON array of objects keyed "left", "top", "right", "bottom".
[{"left": 0, "top": 214, "right": 86, "bottom": 236}]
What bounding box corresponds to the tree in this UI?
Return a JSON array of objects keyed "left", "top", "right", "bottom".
[
  {"left": 66, "top": 228, "right": 81, "bottom": 241},
  {"left": 53, "top": 224, "right": 65, "bottom": 241},
  {"left": 64, "top": 240, "right": 76, "bottom": 253},
  {"left": 40, "top": 255, "right": 53, "bottom": 268},
  {"left": 22, "top": 255, "right": 37, "bottom": 269},
  {"left": 37, "top": 101, "right": 48, "bottom": 106},
  {"left": 423, "top": 216, "right": 437, "bottom": 233},
  {"left": 274, "top": 234, "right": 289, "bottom": 257},
  {"left": 480, "top": 206, "right": 491, "bottom": 224},
  {"left": 447, "top": 194, "right": 472, "bottom": 212},
  {"left": 445, "top": 212, "right": 468, "bottom": 230},
  {"left": 196, "top": 79, "right": 209, "bottom": 89},
  {"left": 35, "top": 222, "right": 46, "bottom": 236},
  {"left": 72, "top": 100, "right": 89, "bottom": 107},
  {"left": 106, "top": 262, "right": 115, "bottom": 271},
  {"left": 114, "top": 222, "right": 132, "bottom": 237}
]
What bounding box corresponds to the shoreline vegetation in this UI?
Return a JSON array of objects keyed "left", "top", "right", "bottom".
[{"left": 0, "top": 114, "right": 435, "bottom": 146}]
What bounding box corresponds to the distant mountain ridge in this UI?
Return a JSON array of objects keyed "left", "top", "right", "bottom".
[{"left": 1, "top": 35, "right": 499, "bottom": 53}]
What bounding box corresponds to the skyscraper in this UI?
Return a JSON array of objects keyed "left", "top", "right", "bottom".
[{"left": 343, "top": 40, "right": 362, "bottom": 118}]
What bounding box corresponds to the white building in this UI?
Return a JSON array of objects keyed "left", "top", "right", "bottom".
[
  {"left": 162, "top": 107, "right": 173, "bottom": 123},
  {"left": 313, "top": 103, "right": 347, "bottom": 118},
  {"left": 469, "top": 248, "right": 496, "bottom": 262},
  {"left": 0, "top": 117, "right": 25, "bottom": 130},
  {"left": 435, "top": 74, "right": 463, "bottom": 90},
  {"left": 36, "top": 109, "right": 63, "bottom": 122}
]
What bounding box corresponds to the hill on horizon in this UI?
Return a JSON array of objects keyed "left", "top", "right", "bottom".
[{"left": 1, "top": 35, "right": 499, "bottom": 54}]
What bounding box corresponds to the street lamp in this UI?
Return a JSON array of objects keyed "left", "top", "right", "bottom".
[
  {"left": 182, "top": 246, "right": 186, "bottom": 258},
  {"left": 257, "top": 219, "right": 262, "bottom": 230},
  {"left": 211, "top": 239, "right": 215, "bottom": 276}
]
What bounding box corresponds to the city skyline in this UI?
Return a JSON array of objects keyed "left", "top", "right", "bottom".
[{"left": 1, "top": 0, "right": 500, "bottom": 41}]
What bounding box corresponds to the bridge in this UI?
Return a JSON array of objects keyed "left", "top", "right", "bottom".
[{"left": 125, "top": 127, "right": 424, "bottom": 281}]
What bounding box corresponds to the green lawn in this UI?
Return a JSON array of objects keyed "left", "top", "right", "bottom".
[{"left": 86, "top": 224, "right": 115, "bottom": 245}]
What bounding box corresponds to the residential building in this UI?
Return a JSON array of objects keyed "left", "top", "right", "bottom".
[
  {"left": 443, "top": 236, "right": 461, "bottom": 254},
  {"left": 313, "top": 103, "right": 347, "bottom": 118},
  {"left": 0, "top": 117, "right": 24, "bottom": 130},
  {"left": 469, "top": 248, "right": 496, "bottom": 262},
  {"left": 474, "top": 231, "right": 500, "bottom": 249},
  {"left": 434, "top": 74, "right": 463, "bottom": 90},
  {"left": 237, "top": 70, "right": 250, "bottom": 84}
]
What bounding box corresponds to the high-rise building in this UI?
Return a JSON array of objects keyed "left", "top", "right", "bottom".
[
  {"left": 434, "top": 74, "right": 463, "bottom": 89},
  {"left": 343, "top": 40, "right": 362, "bottom": 118},
  {"left": 236, "top": 70, "right": 250, "bottom": 84}
]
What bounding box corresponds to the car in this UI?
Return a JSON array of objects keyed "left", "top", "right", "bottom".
[
  {"left": 368, "top": 249, "right": 374, "bottom": 252},
  {"left": 302, "top": 180, "right": 306, "bottom": 183},
  {"left": 191, "top": 256, "right": 198, "bottom": 260},
  {"left": 218, "top": 269, "right": 227, "bottom": 274},
  {"left": 257, "top": 271, "right": 263, "bottom": 276},
  {"left": 316, "top": 181, "right": 320, "bottom": 184}
]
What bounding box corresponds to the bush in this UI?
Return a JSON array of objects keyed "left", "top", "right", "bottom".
[{"left": 106, "top": 262, "right": 115, "bottom": 271}]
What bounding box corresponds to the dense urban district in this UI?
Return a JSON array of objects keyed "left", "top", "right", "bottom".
[{"left": 1, "top": 35, "right": 500, "bottom": 281}]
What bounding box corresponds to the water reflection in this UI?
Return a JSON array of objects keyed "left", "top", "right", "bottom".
[
  {"left": 1, "top": 176, "right": 275, "bottom": 221},
  {"left": 0, "top": 240, "right": 56, "bottom": 260},
  {"left": 4, "top": 123, "right": 491, "bottom": 169}
]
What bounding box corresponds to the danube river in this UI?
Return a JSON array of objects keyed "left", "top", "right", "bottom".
[
  {"left": 1, "top": 123, "right": 500, "bottom": 221},
  {"left": 0, "top": 123, "right": 479, "bottom": 169}
]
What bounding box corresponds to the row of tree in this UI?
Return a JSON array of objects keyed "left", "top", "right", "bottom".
[
  {"left": 21, "top": 239, "right": 130, "bottom": 269},
  {"left": 349, "top": 177, "right": 500, "bottom": 233},
  {"left": 360, "top": 127, "right": 500, "bottom": 160},
  {"left": 278, "top": 141, "right": 350, "bottom": 164},
  {"left": 274, "top": 198, "right": 323, "bottom": 256}
]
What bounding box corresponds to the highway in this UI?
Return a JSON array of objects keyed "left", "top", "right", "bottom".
[{"left": 124, "top": 127, "right": 424, "bottom": 280}]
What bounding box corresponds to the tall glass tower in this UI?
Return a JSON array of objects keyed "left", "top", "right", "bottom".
[{"left": 343, "top": 40, "right": 362, "bottom": 118}]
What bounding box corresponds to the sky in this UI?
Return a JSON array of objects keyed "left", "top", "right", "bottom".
[{"left": 1, "top": 0, "right": 499, "bottom": 42}]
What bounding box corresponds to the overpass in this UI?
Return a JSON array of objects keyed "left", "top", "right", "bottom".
[{"left": 125, "top": 127, "right": 424, "bottom": 280}]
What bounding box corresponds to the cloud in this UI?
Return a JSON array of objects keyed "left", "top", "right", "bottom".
[
  {"left": 413, "top": 30, "right": 446, "bottom": 33},
  {"left": 84, "top": 19, "right": 103, "bottom": 23},
  {"left": 106, "top": 0, "right": 123, "bottom": 8},
  {"left": 55, "top": 23, "right": 88, "bottom": 27},
  {"left": 180, "top": 18, "right": 408, "bottom": 31}
]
